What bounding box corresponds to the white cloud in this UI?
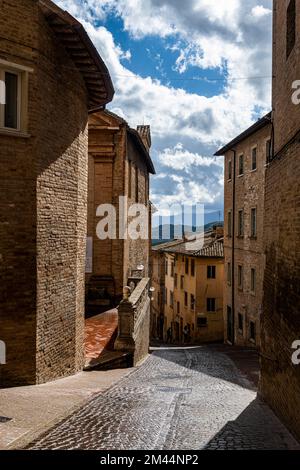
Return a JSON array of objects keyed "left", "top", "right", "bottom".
[{"left": 53, "top": 0, "right": 272, "bottom": 211}]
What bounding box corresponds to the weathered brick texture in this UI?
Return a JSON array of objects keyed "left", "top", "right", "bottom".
[
  {"left": 259, "top": 0, "right": 300, "bottom": 441},
  {"left": 0, "top": 0, "right": 89, "bottom": 386}
]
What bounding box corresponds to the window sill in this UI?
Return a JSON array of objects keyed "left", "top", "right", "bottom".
[
  {"left": 250, "top": 168, "right": 257, "bottom": 173},
  {"left": 237, "top": 174, "right": 244, "bottom": 178},
  {"left": 249, "top": 236, "right": 257, "bottom": 240},
  {"left": 238, "top": 329, "right": 244, "bottom": 336},
  {"left": 0, "top": 128, "right": 31, "bottom": 138}
]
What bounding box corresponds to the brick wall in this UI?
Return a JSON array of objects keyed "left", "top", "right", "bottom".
[
  {"left": 223, "top": 123, "right": 271, "bottom": 348},
  {"left": 0, "top": 0, "right": 88, "bottom": 386},
  {"left": 259, "top": 0, "right": 300, "bottom": 441}
]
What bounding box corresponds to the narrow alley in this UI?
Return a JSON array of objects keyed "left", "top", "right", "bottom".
[{"left": 28, "top": 347, "right": 299, "bottom": 451}]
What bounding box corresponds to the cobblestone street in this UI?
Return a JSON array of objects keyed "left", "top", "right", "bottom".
[{"left": 29, "top": 346, "right": 299, "bottom": 450}]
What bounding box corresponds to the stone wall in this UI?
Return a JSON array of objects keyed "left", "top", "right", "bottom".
[
  {"left": 259, "top": 0, "right": 300, "bottom": 441},
  {"left": 115, "top": 278, "right": 150, "bottom": 365},
  {"left": 0, "top": 0, "right": 88, "bottom": 386},
  {"left": 223, "top": 123, "right": 271, "bottom": 348}
]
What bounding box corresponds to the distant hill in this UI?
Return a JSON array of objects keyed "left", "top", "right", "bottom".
[{"left": 152, "top": 221, "right": 224, "bottom": 246}]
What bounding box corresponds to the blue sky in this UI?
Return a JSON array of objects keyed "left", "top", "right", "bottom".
[{"left": 55, "top": 0, "right": 273, "bottom": 224}]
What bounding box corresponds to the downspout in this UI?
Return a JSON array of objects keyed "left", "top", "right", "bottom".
[{"left": 231, "top": 149, "right": 236, "bottom": 345}]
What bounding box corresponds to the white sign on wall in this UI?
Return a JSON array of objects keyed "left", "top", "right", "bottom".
[{"left": 85, "top": 237, "right": 93, "bottom": 274}]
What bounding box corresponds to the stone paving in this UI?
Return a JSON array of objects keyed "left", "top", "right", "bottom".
[{"left": 28, "top": 346, "right": 300, "bottom": 450}]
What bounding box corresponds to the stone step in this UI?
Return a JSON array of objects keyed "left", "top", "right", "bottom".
[{"left": 84, "top": 350, "right": 133, "bottom": 371}]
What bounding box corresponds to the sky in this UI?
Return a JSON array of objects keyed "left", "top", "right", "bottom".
[{"left": 55, "top": 0, "right": 273, "bottom": 224}]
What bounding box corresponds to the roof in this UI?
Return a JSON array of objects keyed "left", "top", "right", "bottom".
[
  {"left": 214, "top": 112, "right": 272, "bottom": 156},
  {"left": 39, "top": 0, "right": 114, "bottom": 111},
  {"left": 193, "top": 238, "right": 224, "bottom": 258},
  {"left": 103, "top": 110, "right": 156, "bottom": 175},
  {"left": 152, "top": 231, "right": 224, "bottom": 259}
]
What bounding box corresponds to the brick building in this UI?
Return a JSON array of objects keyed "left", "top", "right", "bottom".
[
  {"left": 260, "top": 0, "right": 300, "bottom": 440},
  {"left": 0, "top": 0, "right": 113, "bottom": 386},
  {"left": 151, "top": 228, "right": 224, "bottom": 343},
  {"left": 86, "top": 110, "right": 155, "bottom": 314},
  {"left": 215, "top": 115, "right": 272, "bottom": 348}
]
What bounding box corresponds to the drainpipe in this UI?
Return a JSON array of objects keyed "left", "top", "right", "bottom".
[{"left": 231, "top": 149, "right": 236, "bottom": 345}]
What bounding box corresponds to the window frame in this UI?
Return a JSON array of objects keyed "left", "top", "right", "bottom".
[
  {"left": 286, "top": 0, "right": 296, "bottom": 59},
  {"left": 251, "top": 146, "right": 257, "bottom": 171},
  {"left": 238, "top": 209, "right": 244, "bottom": 237},
  {"left": 0, "top": 59, "right": 32, "bottom": 135},
  {"left": 251, "top": 268, "right": 256, "bottom": 293},
  {"left": 250, "top": 207, "right": 257, "bottom": 238},
  {"left": 238, "top": 313, "right": 244, "bottom": 334},
  {"left": 238, "top": 154, "right": 244, "bottom": 176},
  {"left": 227, "top": 210, "right": 232, "bottom": 238},
  {"left": 238, "top": 265, "right": 244, "bottom": 290},
  {"left": 207, "top": 265, "right": 216, "bottom": 279},
  {"left": 228, "top": 159, "right": 232, "bottom": 181},
  {"left": 190, "top": 294, "right": 195, "bottom": 311},
  {"left": 207, "top": 298, "right": 216, "bottom": 313}
]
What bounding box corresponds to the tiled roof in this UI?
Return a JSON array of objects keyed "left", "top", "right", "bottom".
[{"left": 193, "top": 238, "right": 224, "bottom": 258}]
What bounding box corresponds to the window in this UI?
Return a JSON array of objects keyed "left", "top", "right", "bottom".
[
  {"left": 238, "top": 210, "right": 244, "bottom": 237},
  {"left": 0, "top": 61, "right": 31, "bottom": 133},
  {"left": 266, "top": 139, "right": 272, "bottom": 162},
  {"left": 207, "top": 298, "right": 216, "bottom": 312},
  {"left": 170, "top": 291, "right": 174, "bottom": 308},
  {"left": 180, "top": 275, "right": 184, "bottom": 289},
  {"left": 185, "top": 257, "right": 189, "bottom": 275},
  {"left": 135, "top": 165, "right": 139, "bottom": 202},
  {"left": 227, "top": 262, "right": 232, "bottom": 285},
  {"left": 184, "top": 292, "right": 188, "bottom": 307},
  {"left": 228, "top": 160, "right": 232, "bottom": 180},
  {"left": 174, "top": 273, "right": 178, "bottom": 288},
  {"left": 207, "top": 265, "right": 216, "bottom": 279},
  {"left": 171, "top": 262, "right": 174, "bottom": 278},
  {"left": 177, "top": 302, "right": 180, "bottom": 314},
  {"left": 238, "top": 313, "right": 244, "bottom": 334},
  {"left": 191, "top": 259, "right": 195, "bottom": 277},
  {"left": 238, "top": 154, "right": 244, "bottom": 176},
  {"left": 250, "top": 321, "right": 256, "bottom": 343},
  {"left": 238, "top": 265, "right": 244, "bottom": 290},
  {"left": 164, "top": 288, "right": 167, "bottom": 305},
  {"left": 197, "top": 317, "right": 208, "bottom": 328},
  {"left": 251, "top": 147, "right": 257, "bottom": 171},
  {"left": 287, "top": 0, "right": 296, "bottom": 59},
  {"left": 228, "top": 210, "right": 232, "bottom": 238},
  {"left": 165, "top": 260, "right": 168, "bottom": 276},
  {"left": 251, "top": 208, "right": 257, "bottom": 238},
  {"left": 190, "top": 294, "right": 195, "bottom": 311},
  {"left": 251, "top": 268, "right": 256, "bottom": 293}
]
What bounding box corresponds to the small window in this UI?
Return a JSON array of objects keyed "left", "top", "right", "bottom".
[
  {"left": 251, "top": 147, "right": 257, "bottom": 171},
  {"left": 227, "top": 262, "right": 232, "bottom": 285},
  {"left": 185, "top": 257, "right": 189, "bottom": 275},
  {"left": 251, "top": 268, "right": 256, "bottom": 293},
  {"left": 190, "top": 294, "right": 195, "bottom": 311},
  {"left": 250, "top": 321, "right": 256, "bottom": 343},
  {"left": 128, "top": 161, "right": 132, "bottom": 198},
  {"left": 170, "top": 291, "right": 174, "bottom": 308},
  {"left": 238, "top": 210, "right": 244, "bottom": 237},
  {"left": 251, "top": 208, "right": 257, "bottom": 238},
  {"left": 228, "top": 160, "right": 232, "bottom": 180},
  {"left": 197, "top": 317, "right": 208, "bottom": 328},
  {"left": 238, "top": 313, "right": 244, "bottom": 333},
  {"left": 164, "top": 288, "right": 168, "bottom": 305},
  {"left": 287, "top": 0, "right": 296, "bottom": 59},
  {"left": 171, "top": 262, "right": 174, "bottom": 278},
  {"left": 238, "top": 154, "right": 244, "bottom": 176},
  {"left": 191, "top": 259, "right": 195, "bottom": 277},
  {"left": 177, "top": 302, "right": 180, "bottom": 314},
  {"left": 174, "top": 273, "right": 178, "bottom": 288},
  {"left": 180, "top": 275, "right": 184, "bottom": 289},
  {"left": 207, "top": 298, "right": 216, "bottom": 312},
  {"left": 238, "top": 265, "right": 243, "bottom": 290},
  {"left": 135, "top": 165, "right": 139, "bottom": 203},
  {"left": 184, "top": 292, "right": 188, "bottom": 307},
  {"left": 228, "top": 210, "right": 232, "bottom": 238},
  {"left": 207, "top": 265, "right": 216, "bottom": 279},
  {"left": 266, "top": 139, "right": 272, "bottom": 162},
  {"left": 165, "top": 260, "right": 168, "bottom": 276}
]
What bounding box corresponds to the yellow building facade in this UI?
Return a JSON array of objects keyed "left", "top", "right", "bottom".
[{"left": 152, "top": 230, "right": 224, "bottom": 344}]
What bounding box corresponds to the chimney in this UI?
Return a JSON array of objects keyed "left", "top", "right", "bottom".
[{"left": 137, "top": 125, "right": 151, "bottom": 152}]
